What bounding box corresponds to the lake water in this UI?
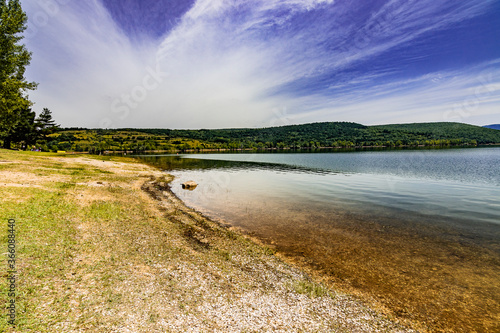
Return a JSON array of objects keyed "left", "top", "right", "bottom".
[{"left": 136, "top": 148, "right": 500, "bottom": 332}]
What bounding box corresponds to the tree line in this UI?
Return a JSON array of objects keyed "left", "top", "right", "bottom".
[
  {"left": 122, "top": 121, "right": 498, "bottom": 150},
  {"left": 0, "top": 0, "right": 59, "bottom": 150},
  {"left": 41, "top": 121, "right": 500, "bottom": 154},
  {"left": 2, "top": 107, "right": 59, "bottom": 149}
]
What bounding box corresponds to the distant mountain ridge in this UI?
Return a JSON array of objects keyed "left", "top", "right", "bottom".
[
  {"left": 53, "top": 122, "right": 500, "bottom": 153},
  {"left": 484, "top": 124, "right": 500, "bottom": 130},
  {"left": 125, "top": 121, "right": 500, "bottom": 145}
]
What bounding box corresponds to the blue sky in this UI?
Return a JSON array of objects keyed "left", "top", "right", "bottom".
[{"left": 22, "top": 0, "right": 500, "bottom": 129}]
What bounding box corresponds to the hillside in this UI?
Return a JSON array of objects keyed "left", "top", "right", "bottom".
[
  {"left": 369, "top": 122, "right": 500, "bottom": 145},
  {"left": 42, "top": 122, "right": 500, "bottom": 153}
]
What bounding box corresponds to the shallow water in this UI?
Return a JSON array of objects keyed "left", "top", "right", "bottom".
[{"left": 137, "top": 148, "right": 500, "bottom": 332}]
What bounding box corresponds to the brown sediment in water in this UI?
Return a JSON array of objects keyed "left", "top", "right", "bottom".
[
  {"left": 144, "top": 152, "right": 500, "bottom": 332},
  {"left": 233, "top": 205, "right": 500, "bottom": 333}
]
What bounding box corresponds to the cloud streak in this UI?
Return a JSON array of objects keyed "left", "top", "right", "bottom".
[
  {"left": 291, "top": 61, "right": 500, "bottom": 126},
  {"left": 23, "top": 0, "right": 500, "bottom": 128}
]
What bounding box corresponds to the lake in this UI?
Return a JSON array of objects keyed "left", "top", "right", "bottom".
[{"left": 136, "top": 148, "right": 500, "bottom": 332}]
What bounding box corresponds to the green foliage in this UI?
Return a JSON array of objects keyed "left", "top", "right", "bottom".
[
  {"left": 35, "top": 107, "right": 59, "bottom": 137},
  {"left": 127, "top": 121, "right": 500, "bottom": 148},
  {"left": 45, "top": 122, "right": 500, "bottom": 153},
  {"left": 370, "top": 122, "right": 500, "bottom": 145},
  {"left": 0, "top": 0, "right": 37, "bottom": 138},
  {"left": 2, "top": 107, "right": 60, "bottom": 149},
  {"left": 293, "top": 280, "right": 332, "bottom": 298},
  {"left": 1, "top": 106, "right": 35, "bottom": 148}
]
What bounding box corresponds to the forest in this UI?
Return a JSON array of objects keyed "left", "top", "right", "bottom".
[{"left": 20, "top": 121, "right": 500, "bottom": 153}]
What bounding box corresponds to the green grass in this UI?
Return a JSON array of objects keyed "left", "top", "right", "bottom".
[
  {"left": 292, "top": 280, "right": 333, "bottom": 298},
  {"left": 0, "top": 150, "right": 134, "bottom": 331},
  {"left": 1, "top": 189, "right": 80, "bottom": 331},
  {"left": 86, "top": 201, "right": 123, "bottom": 221}
]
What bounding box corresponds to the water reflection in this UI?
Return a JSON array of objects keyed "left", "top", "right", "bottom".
[
  {"left": 135, "top": 150, "right": 500, "bottom": 332},
  {"left": 137, "top": 154, "right": 338, "bottom": 175}
]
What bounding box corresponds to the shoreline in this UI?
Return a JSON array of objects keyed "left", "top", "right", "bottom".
[
  {"left": 140, "top": 174, "right": 423, "bottom": 332},
  {"left": 0, "top": 149, "right": 416, "bottom": 332},
  {"left": 156, "top": 152, "right": 500, "bottom": 333},
  {"left": 99, "top": 143, "right": 488, "bottom": 155}
]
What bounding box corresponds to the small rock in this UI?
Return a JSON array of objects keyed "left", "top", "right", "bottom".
[{"left": 182, "top": 181, "right": 198, "bottom": 190}]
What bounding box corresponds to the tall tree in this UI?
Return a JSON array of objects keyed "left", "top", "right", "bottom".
[
  {"left": 2, "top": 106, "right": 35, "bottom": 149},
  {"left": 35, "top": 107, "right": 59, "bottom": 138},
  {"left": 0, "top": 0, "right": 37, "bottom": 144}
]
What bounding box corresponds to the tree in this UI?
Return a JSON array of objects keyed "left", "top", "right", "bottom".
[
  {"left": 2, "top": 106, "right": 35, "bottom": 148},
  {"left": 35, "top": 108, "right": 59, "bottom": 138},
  {"left": 0, "top": 0, "right": 37, "bottom": 142}
]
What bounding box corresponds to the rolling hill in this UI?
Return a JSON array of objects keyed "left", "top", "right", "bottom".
[{"left": 46, "top": 122, "right": 500, "bottom": 153}]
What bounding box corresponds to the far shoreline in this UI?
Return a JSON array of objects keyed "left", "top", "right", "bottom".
[{"left": 97, "top": 142, "right": 498, "bottom": 156}]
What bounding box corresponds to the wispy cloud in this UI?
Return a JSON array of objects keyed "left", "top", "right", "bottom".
[
  {"left": 24, "top": 1, "right": 155, "bottom": 126},
  {"left": 289, "top": 61, "right": 500, "bottom": 126},
  {"left": 23, "top": 0, "right": 499, "bottom": 128}
]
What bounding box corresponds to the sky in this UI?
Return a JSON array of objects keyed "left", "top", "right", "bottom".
[{"left": 21, "top": 0, "right": 500, "bottom": 129}]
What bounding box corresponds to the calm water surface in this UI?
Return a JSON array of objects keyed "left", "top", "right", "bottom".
[{"left": 137, "top": 148, "right": 500, "bottom": 332}]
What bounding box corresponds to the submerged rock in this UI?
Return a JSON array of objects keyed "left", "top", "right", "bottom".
[{"left": 182, "top": 181, "right": 198, "bottom": 190}]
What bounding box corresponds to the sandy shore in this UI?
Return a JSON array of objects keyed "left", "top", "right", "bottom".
[{"left": 0, "top": 150, "right": 416, "bottom": 332}]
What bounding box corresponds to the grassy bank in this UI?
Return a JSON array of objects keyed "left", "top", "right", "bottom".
[{"left": 0, "top": 149, "right": 414, "bottom": 332}]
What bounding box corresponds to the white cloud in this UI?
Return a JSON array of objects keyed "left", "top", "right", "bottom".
[
  {"left": 291, "top": 62, "right": 500, "bottom": 126},
  {"left": 24, "top": 0, "right": 154, "bottom": 127},
  {"left": 22, "top": 0, "right": 498, "bottom": 128}
]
